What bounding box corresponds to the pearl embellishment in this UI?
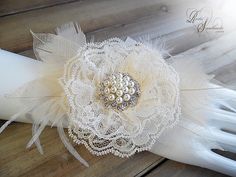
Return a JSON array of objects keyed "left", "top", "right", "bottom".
[{"left": 99, "top": 72, "right": 141, "bottom": 111}]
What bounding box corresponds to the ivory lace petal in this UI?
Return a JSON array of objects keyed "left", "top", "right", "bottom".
[
  {"left": 60, "top": 38, "right": 181, "bottom": 157},
  {"left": 0, "top": 22, "right": 182, "bottom": 164}
]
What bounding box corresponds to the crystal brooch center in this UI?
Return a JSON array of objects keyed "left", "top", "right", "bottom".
[{"left": 99, "top": 72, "right": 141, "bottom": 111}]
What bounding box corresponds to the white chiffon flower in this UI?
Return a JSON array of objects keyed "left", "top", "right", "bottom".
[{"left": 60, "top": 38, "right": 181, "bottom": 157}]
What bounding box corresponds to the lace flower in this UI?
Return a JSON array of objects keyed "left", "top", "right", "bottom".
[{"left": 60, "top": 38, "right": 181, "bottom": 157}]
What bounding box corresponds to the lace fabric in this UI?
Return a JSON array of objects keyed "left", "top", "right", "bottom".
[
  {"left": 1, "top": 23, "right": 236, "bottom": 175},
  {"left": 0, "top": 23, "right": 181, "bottom": 163},
  {"left": 60, "top": 38, "right": 181, "bottom": 157}
]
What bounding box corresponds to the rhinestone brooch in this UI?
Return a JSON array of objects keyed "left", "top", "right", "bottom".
[{"left": 99, "top": 72, "right": 141, "bottom": 111}]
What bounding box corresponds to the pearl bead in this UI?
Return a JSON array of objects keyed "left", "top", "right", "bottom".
[
  {"left": 123, "top": 75, "right": 130, "bottom": 81},
  {"left": 110, "top": 86, "right": 117, "bottom": 93},
  {"left": 123, "top": 87, "right": 129, "bottom": 93},
  {"left": 123, "top": 94, "right": 131, "bottom": 101},
  {"left": 111, "top": 80, "right": 116, "bottom": 85},
  {"left": 128, "top": 81, "right": 135, "bottom": 87},
  {"left": 104, "top": 87, "right": 110, "bottom": 95},
  {"left": 99, "top": 72, "right": 140, "bottom": 111},
  {"left": 116, "top": 83, "right": 123, "bottom": 89},
  {"left": 108, "top": 94, "right": 115, "bottom": 101},
  {"left": 129, "top": 88, "right": 135, "bottom": 95},
  {"left": 116, "top": 97, "right": 123, "bottom": 104},
  {"left": 116, "top": 78, "right": 123, "bottom": 83},
  {"left": 122, "top": 80, "right": 129, "bottom": 86},
  {"left": 104, "top": 80, "right": 110, "bottom": 87},
  {"left": 116, "top": 90, "right": 123, "bottom": 97},
  {"left": 116, "top": 73, "right": 123, "bottom": 79}
]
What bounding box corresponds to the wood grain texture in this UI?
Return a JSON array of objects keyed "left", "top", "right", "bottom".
[
  {"left": 0, "top": 0, "right": 79, "bottom": 17},
  {"left": 0, "top": 122, "right": 164, "bottom": 177},
  {"left": 0, "top": 0, "right": 218, "bottom": 52},
  {"left": 14, "top": 26, "right": 236, "bottom": 177},
  {"left": 1, "top": 0, "right": 236, "bottom": 177},
  {"left": 172, "top": 30, "right": 236, "bottom": 85},
  {"left": 145, "top": 160, "right": 229, "bottom": 177}
]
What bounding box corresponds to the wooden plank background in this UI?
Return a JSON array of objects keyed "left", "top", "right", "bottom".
[{"left": 0, "top": 0, "right": 236, "bottom": 176}]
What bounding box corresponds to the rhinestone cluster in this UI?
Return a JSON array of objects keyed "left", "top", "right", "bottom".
[{"left": 99, "top": 73, "right": 141, "bottom": 111}]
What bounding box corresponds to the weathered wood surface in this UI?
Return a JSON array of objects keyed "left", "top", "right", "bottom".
[
  {"left": 0, "top": 0, "right": 78, "bottom": 17},
  {"left": 172, "top": 30, "right": 236, "bottom": 85},
  {"left": 0, "top": 123, "right": 164, "bottom": 177},
  {"left": 146, "top": 160, "right": 230, "bottom": 177},
  {"left": 0, "top": 0, "right": 226, "bottom": 53},
  {"left": 0, "top": 0, "right": 236, "bottom": 177},
  {"left": 173, "top": 31, "right": 236, "bottom": 71}
]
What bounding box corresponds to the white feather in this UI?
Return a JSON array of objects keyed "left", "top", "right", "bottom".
[
  {"left": 55, "top": 22, "right": 86, "bottom": 47},
  {"left": 57, "top": 119, "right": 89, "bottom": 167},
  {"left": 171, "top": 57, "right": 214, "bottom": 124},
  {"left": 31, "top": 31, "right": 79, "bottom": 64},
  {"left": 32, "top": 123, "right": 44, "bottom": 154}
]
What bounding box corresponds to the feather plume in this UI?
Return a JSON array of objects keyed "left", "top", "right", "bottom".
[{"left": 55, "top": 22, "right": 86, "bottom": 47}]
